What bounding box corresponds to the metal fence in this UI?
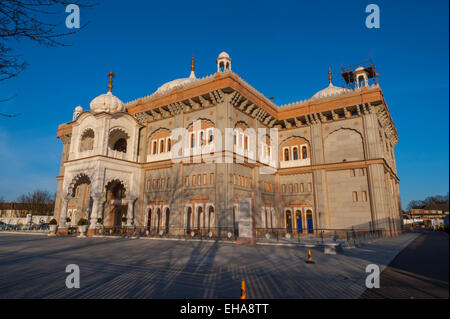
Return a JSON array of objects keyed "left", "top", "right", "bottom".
[
  {"left": 94, "top": 226, "right": 239, "bottom": 241},
  {"left": 0, "top": 224, "right": 50, "bottom": 233},
  {"left": 255, "top": 227, "right": 385, "bottom": 246},
  {"left": 0, "top": 222, "right": 389, "bottom": 246}
]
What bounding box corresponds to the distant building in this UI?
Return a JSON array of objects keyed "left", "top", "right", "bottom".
[{"left": 408, "top": 203, "right": 449, "bottom": 228}]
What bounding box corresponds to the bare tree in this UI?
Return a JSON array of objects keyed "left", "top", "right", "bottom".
[
  {"left": 407, "top": 192, "right": 449, "bottom": 211},
  {"left": 17, "top": 189, "right": 55, "bottom": 215},
  {"left": 0, "top": 0, "right": 95, "bottom": 116}
]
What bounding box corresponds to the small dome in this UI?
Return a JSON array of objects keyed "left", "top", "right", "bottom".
[
  {"left": 218, "top": 51, "right": 230, "bottom": 59},
  {"left": 355, "top": 66, "right": 365, "bottom": 72},
  {"left": 90, "top": 91, "right": 125, "bottom": 113},
  {"left": 312, "top": 84, "right": 349, "bottom": 100},
  {"left": 74, "top": 106, "right": 83, "bottom": 112},
  {"left": 155, "top": 77, "right": 196, "bottom": 94}
]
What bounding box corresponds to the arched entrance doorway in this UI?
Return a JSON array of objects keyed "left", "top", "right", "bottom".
[
  {"left": 286, "top": 210, "right": 293, "bottom": 233},
  {"left": 68, "top": 173, "right": 92, "bottom": 225},
  {"left": 295, "top": 210, "right": 303, "bottom": 233},
  {"left": 306, "top": 209, "right": 314, "bottom": 234},
  {"left": 105, "top": 180, "right": 126, "bottom": 227}
]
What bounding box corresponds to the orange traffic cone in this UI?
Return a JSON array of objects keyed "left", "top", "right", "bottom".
[
  {"left": 306, "top": 250, "right": 315, "bottom": 264},
  {"left": 240, "top": 280, "right": 247, "bottom": 299}
]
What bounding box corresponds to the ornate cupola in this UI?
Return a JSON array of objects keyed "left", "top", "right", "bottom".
[
  {"left": 354, "top": 66, "right": 369, "bottom": 88},
  {"left": 73, "top": 106, "right": 83, "bottom": 120},
  {"left": 89, "top": 71, "right": 125, "bottom": 113},
  {"left": 216, "top": 51, "right": 232, "bottom": 72}
]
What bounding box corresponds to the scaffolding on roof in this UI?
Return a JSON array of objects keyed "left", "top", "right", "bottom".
[{"left": 341, "top": 55, "right": 379, "bottom": 89}]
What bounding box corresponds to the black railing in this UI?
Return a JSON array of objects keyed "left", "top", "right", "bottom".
[
  {"left": 255, "top": 227, "right": 384, "bottom": 246},
  {"left": 94, "top": 226, "right": 238, "bottom": 241},
  {"left": 0, "top": 224, "right": 50, "bottom": 232}
]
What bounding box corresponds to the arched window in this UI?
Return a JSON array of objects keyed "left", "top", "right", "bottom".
[
  {"left": 167, "top": 138, "right": 171, "bottom": 152},
  {"left": 165, "top": 208, "right": 170, "bottom": 233},
  {"left": 208, "top": 131, "right": 213, "bottom": 143},
  {"left": 152, "top": 141, "right": 157, "bottom": 154},
  {"left": 284, "top": 148, "right": 289, "bottom": 161},
  {"left": 191, "top": 133, "right": 195, "bottom": 148},
  {"left": 293, "top": 147, "right": 299, "bottom": 160},
  {"left": 80, "top": 129, "right": 95, "bottom": 152},
  {"left": 200, "top": 131, "right": 204, "bottom": 146},
  {"left": 160, "top": 139, "right": 165, "bottom": 153},
  {"left": 113, "top": 138, "right": 127, "bottom": 153},
  {"left": 186, "top": 207, "right": 192, "bottom": 232},
  {"left": 306, "top": 210, "right": 314, "bottom": 234},
  {"left": 108, "top": 129, "right": 129, "bottom": 153},
  {"left": 358, "top": 75, "right": 365, "bottom": 86},
  {"left": 302, "top": 146, "right": 308, "bottom": 159},
  {"left": 295, "top": 210, "right": 303, "bottom": 233}
]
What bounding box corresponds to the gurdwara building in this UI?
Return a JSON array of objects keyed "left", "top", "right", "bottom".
[{"left": 53, "top": 52, "right": 402, "bottom": 239}]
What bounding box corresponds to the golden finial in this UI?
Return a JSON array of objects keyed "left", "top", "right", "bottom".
[
  {"left": 107, "top": 70, "right": 115, "bottom": 92},
  {"left": 328, "top": 66, "right": 332, "bottom": 85},
  {"left": 191, "top": 55, "right": 195, "bottom": 71}
]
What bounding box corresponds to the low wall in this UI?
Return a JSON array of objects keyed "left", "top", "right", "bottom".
[{"left": 0, "top": 215, "right": 53, "bottom": 226}]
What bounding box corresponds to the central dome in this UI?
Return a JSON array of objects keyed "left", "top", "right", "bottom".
[
  {"left": 90, "top": 91, "right": 125, "bottom": 113},
  {"left": 312, "top": 83, "right": 349, "bottom": 100},
  {"left": 155, "top": 55, "right": 198, "bottom": 94}
]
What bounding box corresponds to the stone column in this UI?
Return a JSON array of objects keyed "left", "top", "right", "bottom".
[
  {"left": 126, "top": 197, "right": 136, "bottom": 226},
  {"left": 59, "top": 198, "right": 69, "bottom": 227},
  {"left": 57, "top": 197, "right": 70, "bottom": 235},
  {"left": 89, "top": 194, "right": 103, "bottom": 229},
  {"left": 87, "top": 193, "right": 103, "bottom": 237}
]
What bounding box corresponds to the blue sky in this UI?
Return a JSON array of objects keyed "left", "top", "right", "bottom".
[{"left": 0, "top": 0, "right": 448, "bottom": 208}]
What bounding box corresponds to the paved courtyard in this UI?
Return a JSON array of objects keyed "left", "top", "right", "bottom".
[
  {"left": 361, "top": 231, "right": 449, "bottom": 299},
  {"left": 0, "top": 232, "right": 419, "bottom": 299}
]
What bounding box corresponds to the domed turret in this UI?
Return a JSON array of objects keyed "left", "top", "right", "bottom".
[
  {"left": 90, "top": 91, "right": 125, "bottom": 113},
  {"left": 73, "top": 106, "right": 83, "bottom": 120},
  {"left": 217, "top": 51, "right": 232, "bottom": 72},
  {"left": 89, "top": 71, "right": 125, "bottom": 113}
]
